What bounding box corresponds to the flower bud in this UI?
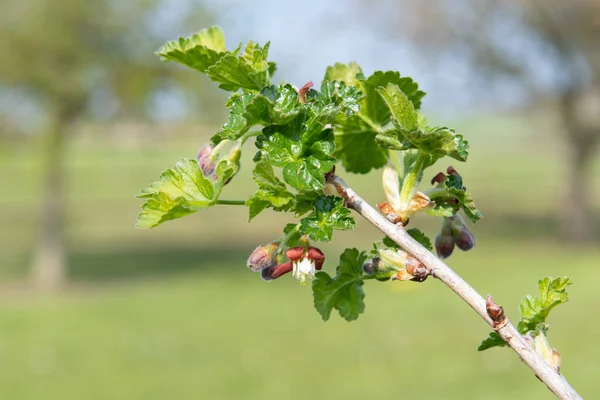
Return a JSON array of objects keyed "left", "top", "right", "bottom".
[
  {"left": 247, "top": 242, "right": 280, "bottom": 272},
  {"left": 435, "top": 232, "right": 455, "bottom": 259},
  {"left": 448, "top": 214, "right": 475, "bottom": 251},
  {"left": 298, "top": 81, "right": 313, "bottom": 103},
  {"left": 196, "top": 143, "right": 217, "bottom": 178},
  {"left": 362, "top": 260, "right": 377, "bottom": 275}
]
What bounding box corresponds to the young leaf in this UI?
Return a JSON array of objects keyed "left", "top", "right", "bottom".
[
  {"left": 213, "top": 92, "right": 256, "bottom": 144},
  {"left": 323, "top": 62, "right": 363, "bottom": 85},
  {"left": 136, "top": 158, "right": 237, "bottom": 228},
  {"left": 246, "top": 157, "right": 295, "bottom": 220},
  {"left": 407, "top": 228, "right": 433, "bottom": 251},
  {"left": 213, "top": 84, "right": 302, "bottom": 144},
  {"left": 377, "top": 83, "right": 469, "bottom": 163},
  {"left": 477, "top": 332, "right": 507, "bottom": 351},
  {"left": 300, "top": 195, "right": 356, "bottom": 242},
  {"left": 312, "top": 248, "right": 367, "bottom": 321},
  {"left": 479, "top": 277, "right": 573, "bottom": 352},
  {"left": 426, "top": 175, "right": 482, "bottom": 223},
  {"left": 518, "top": 277, "right": 573, "bottom": 333},
  {"left": 444, "top": 176, "right": 483, "bottom": 223},
  {"left": 331, "top": 71, "right": 423, "bottom": 174},
  {"left": 206, "top": 41, "right": 274, "bottom": 91},
  {"left": 156, "top": 26, "right": 226, "bottom": 73},
  {"left": 376, "top": 83, "right": 420, "bottom": 132},
  {"left": 256, "top": 117, "right": 336, "bottom": 192}
]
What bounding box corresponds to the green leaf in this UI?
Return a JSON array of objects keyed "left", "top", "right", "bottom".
[
  {"left": 136, "top": 158, "right": 237, "bottom": 228},
  {"left": 156, "top": 26, "right": 226, "bottom": 73},
  {"left": 213, "top": 84, "right": 301, "bottom": 144},
  {"left": 283, "top": 223, "right": 303, "bottom": 247},
  {"left": 308, "top": 81, "right": 363, "bottom": 116},
  {"left": 376, "top": 83, "right": 420, "bottom": 132},
  {"left": 324, "top": 62, "right": 363, "bottom": 85},
  {"left": 478, "top": 332, "right": 507, "bottom": 351},
  {"left": 246, "top": 157, "right": 294, "bottom": 220},
  {"left": 479, "top": 276, "right": 573, "bottom": 351},
  {"left": 213, "top": 92, "right": 255, "bottom": 144},
  {"left": 334, "top": 115, "right": 389, "bottom": 173},
  {"left": 206, "top": 41, "right": 273, "bottom": 91},
  {"left": 300, "top": 196, "right": 355, "bottom": 242},
  {"left": 257, "top": 116, "right": 336, "bottom": 192},
  {"left": 376, "top": 83, "right": 469, "bottom": 163},
  {"left": 518, "top": 277, "right": 573, "bottom": 333},
  {"left": 444, "top": 177, "right": 483, "bottom": 223},
  {"left": 333, "top": 72, "right": 424, "bottom": 174},
  {"left": 407, "top": 228, "right": 433, "bottom": 251},
  {"left": 312, "top": 248, "right": 367, "bottom": 321}
]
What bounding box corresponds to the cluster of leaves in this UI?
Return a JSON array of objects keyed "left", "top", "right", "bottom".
[
  {"left": 136, "top": 26, "right": 483, "bottom": 322},
  {"left": 478, "top": 277, "right": 573, "bottom": 351}
]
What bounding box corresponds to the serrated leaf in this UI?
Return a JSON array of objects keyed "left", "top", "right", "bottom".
[
  {"left": 156, "top": 26, "right": 226, "bottom": 73},
  {"left": 312, "top": 248, "right": 367, "bottom": 321},
  {"left": 300, "top": 196, "right": 356, "bottom": 242},
  {"left": 407, "top": 228, "right": 433, "bottom": 251},
  {"left": 213, "top": 84, "right": 302, "bottom": 144},
  {"left": 426, "top": 175, "right": 482, "bottom": 222},
  {"left": 257, "top": 117, "right": 336, "bottom": 192},
  {"left": 136, "top": 158, "right": 237, "bottom": 228},
  {"left": 445, "top": 181, "right": 483, "bottom": 224},
  {"left": 361, "top": 71, "right": 426, "bottom": 118},
  {"left": 377, "top": 84, "right": 469, "bottom": 163},
  {"left": 324, "top": 62, "right": 363, "bottom": 85},
  {"left": 478, "top": 332, "right": 507, "bottom": 351},
  {"left": 246, "top": 157, "right": 294, "bottom": 220},
  {"left": 376, "top": 83, "right": 420, "bottom": 132},
  {"left": 205, "top": 41, "right": 273, "bottom": 91},
  {"left": 518, "top": 277, "right": 573, "bottom": 333},
  {"left": 334, "top": 115, "right": 389, "bottom": 173},
  {"left": 333, "top": 71, "right": 425, "bottom": 174}
]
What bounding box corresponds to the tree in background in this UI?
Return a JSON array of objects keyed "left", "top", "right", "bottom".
[
  {"left": 366, "top": 0, "right": 600, "bottom": 241},
  {"left": 0, "top": 0, "right": 221, "bottom": 290}
]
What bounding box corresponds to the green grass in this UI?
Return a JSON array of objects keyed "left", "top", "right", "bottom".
[
  {"left": 0, "top": 241, "right": 599, "bottom": 400},
  {"left": 0, "top": 112, "right": 599, "bottom": 399}
]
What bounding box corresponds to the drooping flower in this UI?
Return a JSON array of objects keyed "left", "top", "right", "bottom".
[
  {"left": 262, "top": 246, "right": 325, "bottom": 283},
  {"left": 247, "top": 242, "right": 280, "bottom": 272},
  {"left": 434, "top": 214, "right": 475, "bottom": 258}
]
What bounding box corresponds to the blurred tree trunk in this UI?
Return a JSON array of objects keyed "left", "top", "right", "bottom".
[
  {"left": 559, "top": 89, "right": 599, "bottom": 242},
  {"left": 31, "top": 113, "right": 69, "bottom": 291}
]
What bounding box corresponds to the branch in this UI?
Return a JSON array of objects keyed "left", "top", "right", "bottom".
[{"left": 328, "top": 174, "right": 582, "bottom": 400}]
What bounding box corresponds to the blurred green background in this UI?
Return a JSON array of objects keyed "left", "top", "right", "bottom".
[{"left": 1, "top": 1, "right": 599, "bottom": 399}]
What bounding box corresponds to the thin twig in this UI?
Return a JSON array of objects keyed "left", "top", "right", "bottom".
[{"left": 329, "top": 174, "right": 582, "bottom": 400}]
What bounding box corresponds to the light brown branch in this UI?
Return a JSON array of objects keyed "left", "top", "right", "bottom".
[{"left": 330, "top": 175, "right": 582, "bottom": 400}]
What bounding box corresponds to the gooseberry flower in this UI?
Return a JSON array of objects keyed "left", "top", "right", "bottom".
[
  {"left": 262, "top": 246, "right": 325, "bottom": 283},
  {"left": 247, "top": 242, "right": 280, "bottom": 272},
  {"left": 196, "top": 143, "right": 217, "bottom": 178}
]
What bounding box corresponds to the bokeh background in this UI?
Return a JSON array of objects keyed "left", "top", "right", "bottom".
[{"left": 1, "top": 0, "right": 599, "bottom": 399}]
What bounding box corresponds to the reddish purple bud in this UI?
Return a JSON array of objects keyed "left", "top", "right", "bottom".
[
  {"left": 247, "top": 242, "right": 280, "bottom": 272},
  {"left": 269, "top": 261, "right": 294, "bottom": 279},
  {"left": 448, "top": 215, "right": 475, "bottom": 251},
  {"left": 285, "top": 247, "right": 304, "bottom": 262},
  {"left": 306, "top": 247, "right": 325, "bottom": 270},
  {"left": 298, "top": 81, "right": 313, "bottom": 103},
  {"left": 446, "top": 166, "right": 460, "bottom": 176},
  {"left": 435, "top": 232, "right": 455, "bottom": 259},
  {"left": 431, "top": 172, "right": 446, "bottom": 185},
  {"left": 197, "top": 144, "right": 217, "bottom": 178}
]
